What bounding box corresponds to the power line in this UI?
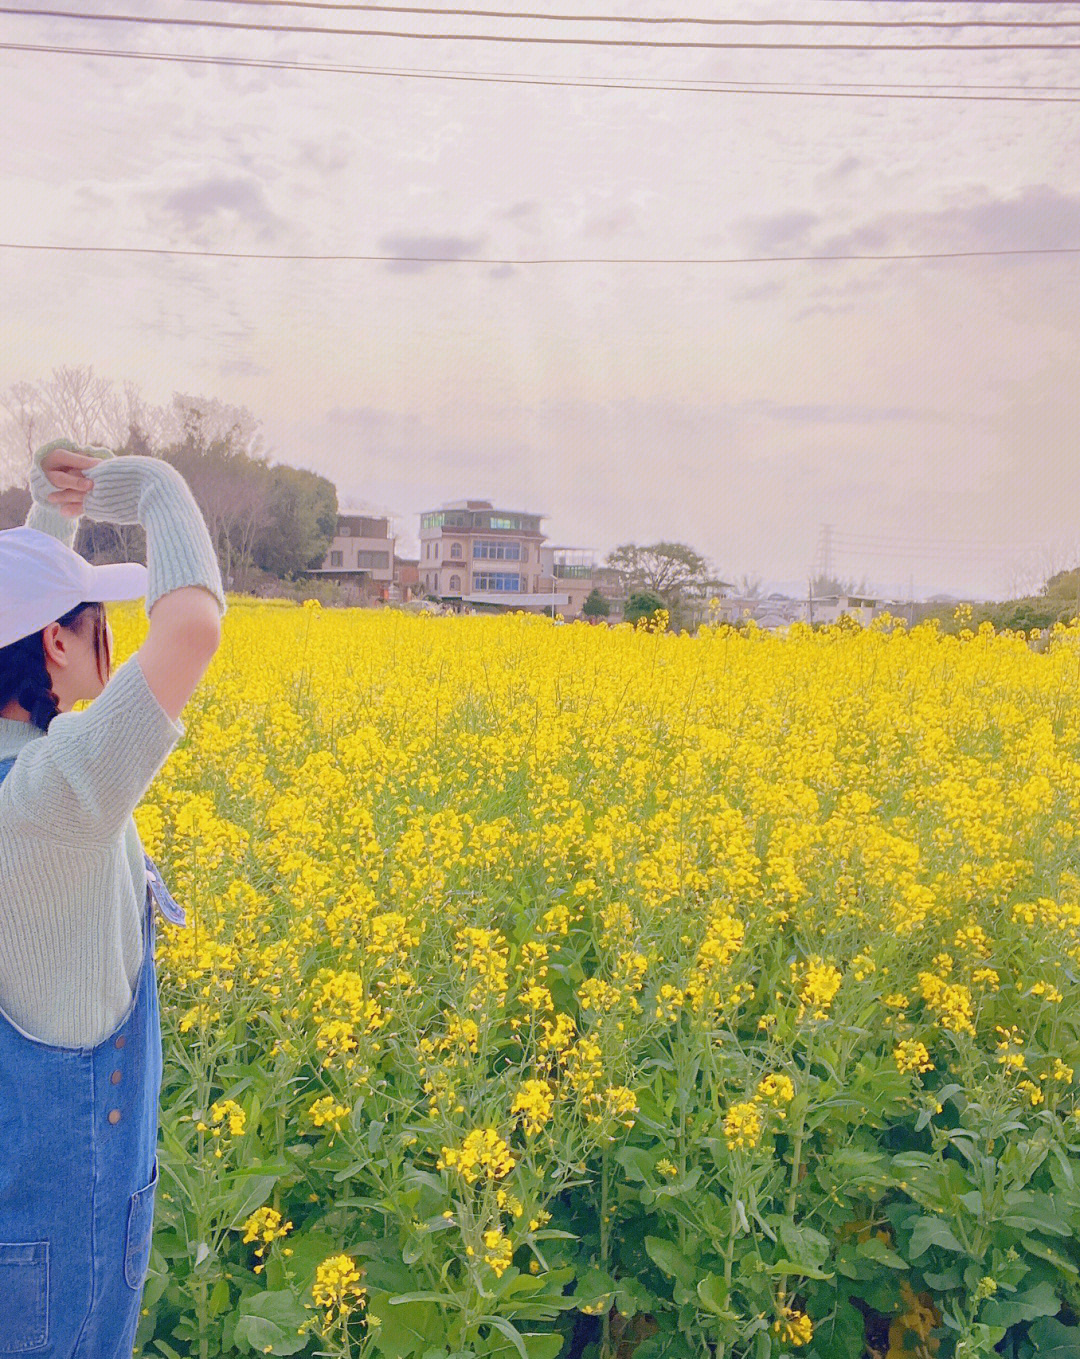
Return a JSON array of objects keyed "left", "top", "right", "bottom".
[
  {"left": 832, "top": 545, "right": 1032, "bottom": 562},
  {"left": 15, "top": 43, "right": 1080, "bottom": 90},
  {"left": 822, "top": 1, "right": 1078, "bottom": 5},
  {"left": 7, "top": 41, "right": 1080, "bottom": 99},
  {"left": 819, "top": 1, "right": 1076, "bottom": 5},
  {"left": 830, "top": 526, "right": 1059, "bottom": 549},
  {"left": 4, "top": 7, "right": 1080, "bottom": 47},
  {"left": 0, "top": 241, "right": 1077, "bottom": 263},
  {"left": 832, "top": 544, "right": 1024, "bottom": 559},
  {"left": 174, "top": 0, "right": 1080, "bottom": 26},
  {"left": 830, "top": 529, "right": 1042, "bottom": 549},
  {"left": 827, "top": 534, "right": 1054, "bottom": 559}
]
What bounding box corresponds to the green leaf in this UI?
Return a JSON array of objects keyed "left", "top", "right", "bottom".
[
  {"left": 574, "top": 1267, "right": 617, "bottom": 1314},
  {"left": 614, "top": 1145, "right": 654, "bottom": 1183},
  {"left": 225, "top": 1173, "right": 280, "bottom": 1229},
  {"left": 696, "top": 1273, "right": 736, "bottom": 1320},
  {"left": 233, "top": 1290, "right": 309, "bottom": 1356},
  {"left": 368, "top": 1295, "right": 441, "bottom": 1359},
  {"left": 515, "top": 1336, "right": 562, "bottom": 1359},
  {"left": 644, "top": 1235, "right": 697, "bottom": 1286},
  {"left": 279, "top": 1230, "right": 342, "bottom": 1291},
  {"left": 486, "top": 1316, "right": 531, "bottom": 1359},
  {"left": 652, "top": 1168, "right": 702, "bottom": 1200},
  {"left": 922, "top": 1267, "right": 962, "bottom": 1290},
  {"left": 615, "top": 1275, "right": 654, "bottom": 1318},
  {"left": 765, "top": 1259, "right": 832, "bottom": 1281},
  {"left": 209, "top": 1276, "right": 231, "bottom": 1316},
  {"left": 777, "top": 1222, "right": 830, "bottom": 1272},
  {"left": 1001, "top": 1196, "right": 1072, "bottom": 1238},
  {"left": 855, "top": 1236, "right": 907, "bottom": 1270},
  {"left": 499, "top": 1270, "right": 543, "bottom": 1298},
  {"left": 1023, "top": 1236, "right": 1080, "bottom": 1277},
  {"left": 1027, "top": 1317, "right": 1080, "bottom": 1355},
  {"left": 907, "top": 1215, "right": 965, "bottom": 1259},
  {"left": 389, "top": 1291, "right": 464, "bottom": 1308},
  {"left": 981, "top": 1282, "right": 1060, "bottom": 1329},
  {"left": 480, "top": 1331, "right": 563, "bottom": 1359}
]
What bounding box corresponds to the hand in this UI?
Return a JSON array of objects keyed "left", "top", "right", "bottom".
[{"left": 39, "top": 448, "right": 99, "bottom": 519}]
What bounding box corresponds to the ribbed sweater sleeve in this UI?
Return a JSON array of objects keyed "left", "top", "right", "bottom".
[
  {"left": 2, "top": 656, "right": 185, "bottom": 844},
  {"left": 26, "top": 438, "right": 114, "bottom": 547},
  {"left": 80, "top": 456, "right": 227, "bottom": 617}
]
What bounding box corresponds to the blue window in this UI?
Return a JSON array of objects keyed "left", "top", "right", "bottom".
[
  {"left": 474, "top": 540, "right": 521, "bottom": 561},
  {"left": 473, "top": 572, "right": 523, "bottom": 592}
]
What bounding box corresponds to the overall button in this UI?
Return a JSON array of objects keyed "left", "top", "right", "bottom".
[
  {"left": 110, "top": 1070, "right": 123, "bottom": 1085},
  {"left": 115, "top": 1035, "right": 127, "bottom": 1049},
  {"left": 108, "top": 1109, "right": 121, "bottom": 1125}
]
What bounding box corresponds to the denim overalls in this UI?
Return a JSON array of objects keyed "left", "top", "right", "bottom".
[{"left": 0, "top": 755, "right": 187, "bottom": 1357}]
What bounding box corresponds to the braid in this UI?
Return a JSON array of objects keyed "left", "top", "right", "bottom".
[
  {"left": 0, "top": 601, "right": 102, "bottom": 734},
  {"left": 0, "top": 633, "right": 60, "bottom": 732},
  {"left": 15, "top": 640, "right": 60, "bottom": 732}
]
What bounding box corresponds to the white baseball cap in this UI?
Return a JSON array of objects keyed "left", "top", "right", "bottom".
[{"left": 0, "top": 526, "right": 147, "bottom": 649}]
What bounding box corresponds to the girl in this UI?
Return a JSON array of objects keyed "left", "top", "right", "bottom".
[{"left": 0, "top": 439, "right": 225, "bottom": 1355}]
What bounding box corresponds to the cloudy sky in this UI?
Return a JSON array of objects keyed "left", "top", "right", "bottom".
[{"left": 1, "top": 1, "right": 1078, "bottom": 598}]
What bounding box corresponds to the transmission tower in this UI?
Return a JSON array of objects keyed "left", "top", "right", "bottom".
[{"left": 814, "top": 523, "right": 834, "bottom": 581}]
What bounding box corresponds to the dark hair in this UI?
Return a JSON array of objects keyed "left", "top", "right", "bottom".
[{"left": 0, "top": 602, "right": 111, "bottom": 732}]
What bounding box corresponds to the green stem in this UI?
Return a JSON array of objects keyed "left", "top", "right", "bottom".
[
  {"left": 196, "top": 1274, "right": 209, "bottom": 1359},
  {"left": 777, "top": 1057, "right": 811, "bottom": 1316},
  {"left": 194, "top": 1126, "right": 210, "bottom": 1359},
  {"left": 715, "top": 1191, "right": 739, "bottom": 1359},
  {"left": 600, "top": 1143, "right": 613, "bottom": 1359}
]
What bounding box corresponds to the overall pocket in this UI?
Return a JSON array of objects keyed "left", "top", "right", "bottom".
[
  {"left": 0, "top": 1241, "right": 49, "bottom": 1352},
  {"left": 124, "top": 1157, "right": 159, "bottom": 1290}
]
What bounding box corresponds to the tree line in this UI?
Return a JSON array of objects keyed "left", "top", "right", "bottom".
[
  {"left": 2, "top": 367, "right": 739, "bottom": 624},
  {"left": 0, "top": 368, "right": 336, "bottom": 591}
]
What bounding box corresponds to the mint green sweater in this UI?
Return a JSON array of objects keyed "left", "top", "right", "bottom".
[{"left": 0, "top": 451, "right": 225, "bottom": 1047}]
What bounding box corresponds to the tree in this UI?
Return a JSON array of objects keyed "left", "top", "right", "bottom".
[
  {"left": 0, "top": 374, "right": 342, "bottom": 592},
  {"left": 810, "top": 572, "right": 870, "bottom": 598},
  {"left": 736, "top": 573, "right": 764, "bottom": 600},
  {"left": 624, "top": 590, "right": 666, "bottom": 627},
  {"left": 41, "top": 365, "right": 126, "bottom": 448},
  {"left": 581, "top": 588, "right": 610, "bottom": 621},
  {"left": 0, "top": 382, "right": 48, "bottom": 485},
  {"left": 0, "top": 366, "right": 127, "bottom": 488},
  {"left": 608, "top": 541, "right": 709, "bottom": 597},
  {"left": 254, "top": 465, "right": 337, "bottom": 580},
  {"left": 0, "top": 486, "right": 31, "bottom": 530},
  {"left": 1042, "top": 565, "right": 1080, "bottom": 601},
  {"left": 170, "top": 393, "right": 264, "bottom": 460},
  {"left": 606, "top": 541, "right": 730, "bottom": 631},
  {"left": 163, "top": 441, "right": 273, "bottom": 592}
]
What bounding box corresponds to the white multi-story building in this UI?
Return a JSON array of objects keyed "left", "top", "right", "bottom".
[
  {"left": 417, "top": 499, "right": 571, "bottom": 613},
  {"left": 312, "top": 514, "right": 395, "bottom": 600},
  {"left": 416, "top": 502, "right": 633, "bottom": 619}
]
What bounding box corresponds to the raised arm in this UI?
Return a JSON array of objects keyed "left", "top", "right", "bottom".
[
  {"left": 4, "top": 448, "right": 225, "bottom": 842},
  {"left": 78, "top": 455, "right": 225, "bottom": 723}
]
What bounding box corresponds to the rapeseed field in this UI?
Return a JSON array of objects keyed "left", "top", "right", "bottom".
[{"left": 115, "top": 599, "right": 1080, "bottom": 1359}]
